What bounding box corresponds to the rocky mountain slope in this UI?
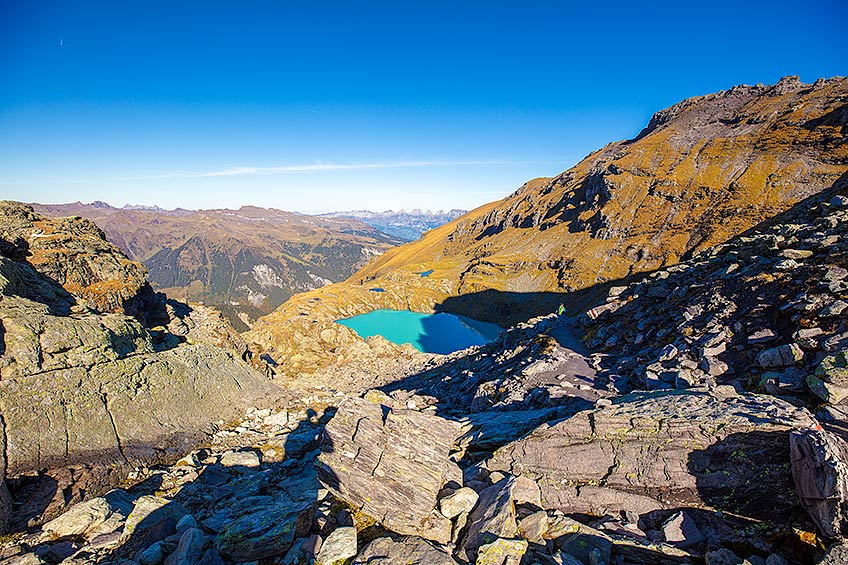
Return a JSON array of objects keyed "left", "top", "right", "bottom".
[
  {"left": 247, "top": 76, "right": 848, "bottom": 379},
  {"left": 9, "top": 171, "right": 848, "bottom": 565},
  {"left": 30, "top": 202, "right": 401, "bottom": 329},
  {"left": 318, "top": 209, "right": 467, "bottom": 241},
  {"left": 3, "top": 78, "right": 848, "bottom": 565},
  {"left": 0, "top": 202, "right": 285, "bottom": 532}
]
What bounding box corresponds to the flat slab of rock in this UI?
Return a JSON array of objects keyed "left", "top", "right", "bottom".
[
  {"left": 487, "top": 390, "right": 815, "bottom": 520},
  {"left": 352, "top": 536, "right": 459, "bottom": 564},
  {"left": 40, "top": 490, "right": 133, "bottom": 541},
  {"left": 0, "top": 343, "right": 283, "bottom": 477},
  {"left": 316, "top": 397, "right": 462, "bottom": 544}
]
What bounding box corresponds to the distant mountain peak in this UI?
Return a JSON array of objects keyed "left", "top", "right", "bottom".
[{"left": 318, "top": 209, "right": 467, "bottom": 241}]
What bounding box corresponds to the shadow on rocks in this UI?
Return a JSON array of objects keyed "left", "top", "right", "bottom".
[{"left": 687, "top": 430, "right": 822, "bottom": 563}]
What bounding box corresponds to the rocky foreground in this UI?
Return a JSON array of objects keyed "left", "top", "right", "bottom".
[
  {"left": 4, "top": 188, "right": 848, "bottom": 563},
  {"left": 0, "top": 202, "right": 284, "bottom": 534}
]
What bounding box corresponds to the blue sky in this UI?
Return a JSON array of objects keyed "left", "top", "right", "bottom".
[{"left": 1, "top": 1, "right": 845, "bottom": 212}]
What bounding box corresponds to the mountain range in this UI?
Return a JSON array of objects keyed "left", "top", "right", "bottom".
[
  {"left": 29, "top": 203, "right": 404, "bottom": 329},
  {"left": 3, "top": 76, "right": 848, "bottom": 564},
  {"left": 245, "top": 75, "right": 848, "bottom": 377},
  {"left": 319, "top": 209, "right": 467, "bottom": 241}
]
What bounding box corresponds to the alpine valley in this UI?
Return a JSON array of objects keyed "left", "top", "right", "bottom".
[{"left": 1, "top": 75, "right": 847, "bottom": 565}]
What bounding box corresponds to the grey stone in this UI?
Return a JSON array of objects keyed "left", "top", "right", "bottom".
[
  {"left": 124, "top": 496, "right": 188, "bottom": 544},
  {"left": 215, "top": 500, "right": 313, "bottom": 561},
  {"left": 219, "top": 451, "right": 261, "bottom": 469},
  {"left": 175, "top": 514, "right": 198, "bottom": 533},
  {"left": 819, "top": 543, "right": 848, "bottom": 565},
  {"left": 748, "top": 329, "right": 776, "bottom": 344},
  {"left": 316, "top": 397, "right": 460, "bottom": 544},
  {"left": 40, "top": 493, "right": 131, "bottom": 541},
  {"left": 460, "top": 477, "right": 520, "bottom": 561},
  {"left": 439, "top": 487, "right": 479, "bottom": 519},
  {"left": 263, "top": 411, "right": 289, "bottom": 428},
  {"left": 315, "top": 526, "right": 357, "bottom": 565},
  {"left": 488, "top": 390, "right": 814, "bottom": 518},
  {"left": 775, "top": 259, "right": 800, "bottom": 271},
  {"left": 824, "top": 265, "right": 848, "bottom": 281},
  {"left": 659, "top": 344, "right": 679, "bottom": 361},
  {"left": 139, "top": 542, "right": 165, "bottom": 565},
  {"left": 517, "top": 510, "right": 548, "bottom": 542},
  {"left": 165, "top": 527, "right": 208, "bottom": 565},
  {"left": 701, "top": 356, "right": 729, "bottom": 376},
  {"left": 790, "top": 428, "right": 848, "bottom": 539},
  {"left": 549, "top": 515, "right": 612, "bottom": 565},
  {"left": 756, "top": 343, "right": 804, "bottom": 368},
  {"left": 779, "top": 249, "right": 812, "bottom": 260},
  {"left": 821, "top": 300, "right": 848, "bottom": 318},
  {"left": 807, "top": 351, "right": 848, "bottom": 404},
  {"left": 661, "top": 511, "right": 704, "bottom": 548},
  {"left": 759, "top": 367, "right": 807, "bottom": 395},
  {"left": 475, "top": 538, "right": 528, "bottom": 565},
  {"left": 352, "top": 536, "right": 459, "bottom": 565}
]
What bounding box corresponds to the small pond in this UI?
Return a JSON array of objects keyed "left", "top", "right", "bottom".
[{"left": 336, "top": 309, "right": 502, "bottom": 354}]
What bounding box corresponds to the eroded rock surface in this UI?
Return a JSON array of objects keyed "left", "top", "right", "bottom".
[
  {"left": 488, "top": 390, "right": 815, "bottom": 519},
  {"left": 316, "top": 397, "right": 461, "bottom": 543}
]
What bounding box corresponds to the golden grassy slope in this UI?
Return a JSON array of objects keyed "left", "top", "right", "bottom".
[{"left": 247, "top": 76, "right": 848, "bottom": 378}]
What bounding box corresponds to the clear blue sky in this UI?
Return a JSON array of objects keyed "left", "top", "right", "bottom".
[{"left": 1, "top": 1, "right": 845, "bottom": 212}]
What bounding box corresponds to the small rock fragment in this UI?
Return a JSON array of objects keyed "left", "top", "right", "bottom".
[{"left": 316, "top": 526, "right": 357, "bottom": 565}]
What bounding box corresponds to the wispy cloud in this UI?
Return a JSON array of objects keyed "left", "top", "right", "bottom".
[{"left": 111, "top": 160, "right": 528, "bottom": 181}]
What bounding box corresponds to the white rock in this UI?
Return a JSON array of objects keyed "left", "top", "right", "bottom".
[
  {"left": 316, "top": 526, "right": 357, "bottom": 565},
  {"left": 439, "top": 487, "right": 479, "bottom": 519},
  {"left": 219, "top": 450, "right": 261, "bottom": 468}
]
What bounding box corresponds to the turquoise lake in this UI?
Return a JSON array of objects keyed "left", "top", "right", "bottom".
[{"left": 336, "top": 309, "right": 503, "bottom": 354}]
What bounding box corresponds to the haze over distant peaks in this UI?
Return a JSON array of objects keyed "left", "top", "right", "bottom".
[{"left": 319, "top": 209, "right": 467, "bottom": 241}]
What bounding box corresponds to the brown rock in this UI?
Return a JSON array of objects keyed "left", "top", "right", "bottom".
[{"left": 488, "top": 390, "right": 814, "bottom": 520}]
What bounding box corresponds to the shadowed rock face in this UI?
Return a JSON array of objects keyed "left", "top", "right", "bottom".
[
  {"left": 791, "top": 428, "right": 848, "bottom": 539},
  {"left": 247, "top": 76, "right": 848, "bottom": 379}
]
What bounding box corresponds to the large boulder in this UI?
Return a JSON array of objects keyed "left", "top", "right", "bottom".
[
  {"left": 790, "top": 427, "right": 848, "bottom": 539},
  {"left": 487, "top": 390, "right": 815, "bottom": 520},
  {"left": 0, "top": 294, "right": 154, "bottom": 380},
  {"left": 0, "top": 223, "right": 285, "bottom": 527},
  {"left": 315, "top": 397, "right": 462, "bottom": 544},
  {"left": 459, "top": 477, "right": 522, "bottom": 562}
]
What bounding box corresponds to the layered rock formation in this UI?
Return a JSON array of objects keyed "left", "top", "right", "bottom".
[
  {"left": 0, "top": 201, "right": 156, "bottom": 320},
  {"left": 0, "top": 203, "right": 284, "bottom": 530},
  {"left": 248, "top": 76, "right": 848, "bottom": 379},
  {"left": 580, "top": 183, "right": 848, "bottom": 415}
]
